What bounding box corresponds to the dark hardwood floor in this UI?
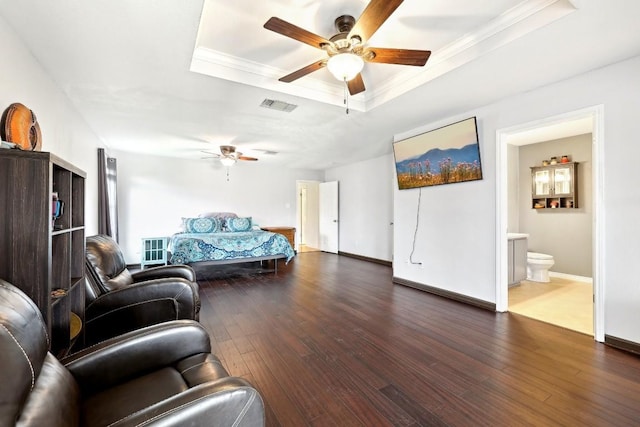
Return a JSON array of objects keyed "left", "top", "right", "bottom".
[{"left": 196, "top": 252, "right": 640, "bottom": 426}]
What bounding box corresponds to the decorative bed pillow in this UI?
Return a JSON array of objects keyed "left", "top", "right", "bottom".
[
  {"left": 226, "top": 216, "right": 252, "bottom": 232},
  {"left": 183, "top": 217, "right": 222, "bottom": 233}
]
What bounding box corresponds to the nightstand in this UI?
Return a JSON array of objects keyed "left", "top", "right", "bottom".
[
  {"left": 261, "top": 226, "right": 296, "bottom": 251},
  {"left": 141, "top": 237, "right": 168, "bottom": 268}
]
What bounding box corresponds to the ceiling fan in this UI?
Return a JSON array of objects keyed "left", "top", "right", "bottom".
[
  {"left": 263, "top": 0, "right": 431, "bottom": 96},
  {"left": 202, "top": 145, "right": 258, "bottom": 166}
]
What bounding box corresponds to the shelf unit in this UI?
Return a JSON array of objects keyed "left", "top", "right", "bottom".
[
  {"left": 0, "top": 149, "right": 86, "bottom": 357},
  {"left": 531, "top": 162, "right": 578, "bottom": 210}
]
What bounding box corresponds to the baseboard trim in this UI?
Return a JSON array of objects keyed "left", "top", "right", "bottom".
[
  {"left": 392, "top": 277, "right": 496, "bottom": 312},
  {"left": 549, "top": 271, "right": 592, "bottom": 283},
  {"left": 339, "top": 251, "right": 392, "bottom": 267},
  {"left": 605, "top": 335, "right": 640, "bottom": 356}
]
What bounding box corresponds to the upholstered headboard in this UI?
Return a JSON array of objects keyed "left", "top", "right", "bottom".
[{"left": 197, "top": 212, "right": 238, "bottom": 220}]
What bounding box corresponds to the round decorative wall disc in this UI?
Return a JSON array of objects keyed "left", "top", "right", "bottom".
[{"left": 0, "top": 102, "right": 42, "bottom": 151}]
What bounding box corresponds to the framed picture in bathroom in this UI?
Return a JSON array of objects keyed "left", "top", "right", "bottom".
[{"left": 392, "top": 117, "right": 483, "bottom": 190}]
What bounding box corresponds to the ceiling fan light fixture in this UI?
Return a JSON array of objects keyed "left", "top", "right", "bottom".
[
  {"left": 220, "top": 157, "right": 236, "bottom": 167},
  {"left": 327, "top": 53, "right": 364, "bottom": 82}
]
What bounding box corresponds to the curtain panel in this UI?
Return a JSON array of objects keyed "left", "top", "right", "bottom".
[{"left": 98, "top": 148, "right": 118, "bottom": 241}]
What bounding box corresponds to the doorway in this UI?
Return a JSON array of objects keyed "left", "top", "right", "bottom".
[
  {"left": 296, "top": 181, "right": 320, "bottom": 252},
  {"left": 507, "top": 132, "right": 593, "bottom": 335},
  {"left": 496, "top": 106, "right": 605, "bottom": 341}
]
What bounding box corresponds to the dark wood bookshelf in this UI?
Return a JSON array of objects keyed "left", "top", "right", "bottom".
[{"left": 0, "top": 149, "right": 86, "bottom": 357}]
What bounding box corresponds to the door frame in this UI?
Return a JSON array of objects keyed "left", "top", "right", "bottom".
[
  {"left": 296, "top": 180, "right": 320, "bottom": 250},
  {"left": 495, "top": 105, "right": 605, "bottom": 342}
]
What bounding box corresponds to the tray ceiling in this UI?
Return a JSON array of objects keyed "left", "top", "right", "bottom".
[{"left": 191, "top": 0, "right": 577, "bottom": 111}]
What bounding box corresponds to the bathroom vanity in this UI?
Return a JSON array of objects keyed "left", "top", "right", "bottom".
[{"left": 507, "top": 233, "right": 528, "bottom": 286}]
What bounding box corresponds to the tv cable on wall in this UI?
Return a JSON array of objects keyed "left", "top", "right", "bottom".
[{"left": 409, "top": 188, "right": 423, "bottom": 266}]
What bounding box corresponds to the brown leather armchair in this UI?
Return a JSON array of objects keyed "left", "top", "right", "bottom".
[
  {"left": 85, "top": 234, "right": 200, "bottom": 346},
  {"left": 0, "top": 279, "right": 265, "bottom": 426}
]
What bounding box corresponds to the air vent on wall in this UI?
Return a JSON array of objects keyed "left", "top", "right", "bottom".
[{"left": 260, "top": 99, "right": 297, "bottom": 112}]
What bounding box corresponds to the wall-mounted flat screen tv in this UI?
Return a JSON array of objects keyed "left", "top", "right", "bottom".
[{"left": 393, "top": 116, "right": 483, "bottom": 190}]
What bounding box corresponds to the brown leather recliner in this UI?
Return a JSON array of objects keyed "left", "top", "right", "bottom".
[
  {"left": 85, "top": 234, "right": 200, "bottom": 346},
  {"left": 0, "top": 279, "right": 265, "bottom": 426}
]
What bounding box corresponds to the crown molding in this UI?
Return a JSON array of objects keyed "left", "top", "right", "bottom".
[{"left": 191, "top": 47, "right": 367, "bottom": 112}]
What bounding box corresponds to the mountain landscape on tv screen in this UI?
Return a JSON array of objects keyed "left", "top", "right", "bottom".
[{"left": 395, "top": 143, "right": 480, "bottom": 173}]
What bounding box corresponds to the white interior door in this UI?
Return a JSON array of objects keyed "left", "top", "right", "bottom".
[{"left": 319, "top": 181, "right": 339, "bottom": 253}]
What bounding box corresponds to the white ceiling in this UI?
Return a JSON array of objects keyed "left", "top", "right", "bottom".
[{"left": 1, "top": 0, "right": 640, "bottom": 170}]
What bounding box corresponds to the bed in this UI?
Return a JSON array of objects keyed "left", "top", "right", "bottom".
[{"left": 167, "top": 213, "right": 295, "bottom": 272}]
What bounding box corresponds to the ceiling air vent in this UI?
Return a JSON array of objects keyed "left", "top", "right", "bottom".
[
  {"left": 253, "top": 149, "right": 278, "bottom": 156},
  {"left": 260, "top": 99, "right": 297, "bottom": 112}
]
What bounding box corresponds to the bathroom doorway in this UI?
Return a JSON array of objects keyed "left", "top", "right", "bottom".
[
  {"left": 496, "top": 106, "right": 604, "bottom": 341},
  {"left": 509, "top": 131, "right": 593, "bottom": 335}
]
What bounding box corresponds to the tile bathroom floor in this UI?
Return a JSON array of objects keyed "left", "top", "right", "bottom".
[{"left": 509, "top": 276, "right": 593, "bottom": 335}]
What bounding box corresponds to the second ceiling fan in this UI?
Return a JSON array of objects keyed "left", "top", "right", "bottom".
[
  {"left": 202, "top": 145, "right": 258, "bottom": 166},
  {"left": 264, "top": 0, "right": 431, "bottom": 95}
]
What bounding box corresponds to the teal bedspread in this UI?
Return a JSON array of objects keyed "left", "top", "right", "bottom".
[{"left": 169, "top": 230, "right": 295, "bottom": 264}]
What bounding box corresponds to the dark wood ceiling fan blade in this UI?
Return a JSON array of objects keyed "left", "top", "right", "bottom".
[
  {"left": 349, "top": 0, "right": 404, "bottom": 42},
  {"left": 239, "top": 156, "right": 259, "bottom": 161},
  {"left": 279, "top": 60, "right": 326, "bottom": 83},
  {"left": 347, "top": 73, "right": 366, "bottom": 95},
  {"left": 365, "top": 48, "right": 431, "bottom": 66},
  {"left": 264, "top": 17, "right": 332, "bottom": 49}
]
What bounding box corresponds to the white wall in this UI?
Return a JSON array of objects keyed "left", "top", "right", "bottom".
[
  {"left": 325, "top": 155, "right": 394, "bottom": 262},
  {"left": 507, "top": 144, "right": 520, "bottom": 233},
  {"left": 0, "top": 14, "right": 104, "bottom": 234},
  {"left": 390, "top": 54, "right": 640, "bottom": 344},
  {"left": 113, "top": 150, "right": 323, "bottom": 263},
  {"left": 392, "top": 139, "right": 495, "bottom": 300}
]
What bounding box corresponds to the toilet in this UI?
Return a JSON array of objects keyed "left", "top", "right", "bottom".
[{"left": 527, "top": 252, "right": 555, "bottom": 282}]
